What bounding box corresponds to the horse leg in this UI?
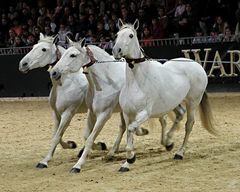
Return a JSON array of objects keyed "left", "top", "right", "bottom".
[
  {"left": 78, "top": 110, "right": 107, "bottom": 157},
  {"left": 174, "top": 102, "right": 196, "bottom": 160},
  {"left": 71, "top": 111, "right": 111, "bottom": 173},
  {"left": 106, "top": 112, "right": 126, "bottom": 160},
  {"left": 119, "top": 111, "right": 148, "bottom": 172},
  {"left": 164, "top": 105, "right": 186, "bottom": 151},
  {"left": 159, "top": 115, "right": 167, "bottom": 146},
  {"left": 36, "top": 110, "right": 74, "bottom": 168}
]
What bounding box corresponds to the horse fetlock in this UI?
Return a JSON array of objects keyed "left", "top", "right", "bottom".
[{"left": 127, "top": 154, "right": 136, "bottom": 164}]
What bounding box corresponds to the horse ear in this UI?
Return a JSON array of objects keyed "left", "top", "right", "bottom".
[
  {"left": 133, "top": 19, "right": 139, "bottom": 30},
  {"left": 79, "top": 38, "right": 86, "bottom": 47},
  {"left": 118, "top": 19, "right": 124, "bottom": 29},
  {"left": 52, "top": 34, "right": 59, "bottom": 44},
  {"left": 66, "top": 36, "right": 74, "bottom": 46},
  {"left": 57, "top": 45, "right": 66, "bottom": 56},
  {"left": 39, "top": 33, "right": 44, "bottom": 40}
]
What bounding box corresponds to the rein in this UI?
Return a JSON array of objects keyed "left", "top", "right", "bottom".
[{"left": 82, "top": 46, "right": 97, "bottom": 74}]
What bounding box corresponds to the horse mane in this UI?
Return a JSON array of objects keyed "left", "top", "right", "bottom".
[
  {"left": 119, "top": 23, "right": 137, "bottom": 34},
  {"left": 38, "top": 36, "right": 54, "bottom": 44},
  {"left": 87, "top": 45, "right": 112, "bottom": 59}
]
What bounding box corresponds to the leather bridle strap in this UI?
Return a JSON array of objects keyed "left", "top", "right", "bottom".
[
  {"left": 125, "top": 57, "right": 146, "bottom": 68},
  {"left": 82, "top": 46, "right": 97, "bottom": 74}
]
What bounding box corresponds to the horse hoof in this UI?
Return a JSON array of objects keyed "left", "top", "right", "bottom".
[
  {"left": 77, "top": 147, "right": 84, "bottom": 158},
  {"left": 36, "top": 163, "right": 47, "bottom": 169},
  {"left": 67, "top": 141, "right": 77, "bottom": 149},
  {"left": 127, "top": 154, "right": 136, "bottom": 164},
  {"left": 174, "top": 154, "right": 183, "bottom": 160},
  {"left": 97, "top": 142, "right": 107, "bottom": 150},
  {"left": 119, "top": 167, "right": 129, "bottom": 172},
  {"left": 70, "top": 168, "right": 81, "bottom": 173},
  {"left": 166, "top": 143, "right": 174, "bottom": 151}
]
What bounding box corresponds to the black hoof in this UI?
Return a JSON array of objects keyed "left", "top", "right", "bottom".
[
  {"left": 127, "top": 154, "right": 136, "bottom": 164},
  {"left": 97, "top": 142, "right": 107, "bottom": 150},
  {"left": 70, "top": 168, "right": 81, "bottom": 173},
  {"left": 119, "top": 167, "right": 129, "bottom": 172},
  {"left": 166, "top": 143, "right": 174, "bottom": 151},
  {"left": 174, "top": 154, "right": 183, "bottom": 160},
  {"left": 77, "top": 147, "right": 85, "bottom": 158},
  {"left": 67, "top": 141, "right": 77, "bottom": 149},
  {"left": 36, "top": 163, "right": 47, "bottom": 169}
]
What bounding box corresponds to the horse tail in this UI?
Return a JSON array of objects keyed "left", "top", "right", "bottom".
[{"left": 199, "top": 91, "right": 217, "bottom": 135}]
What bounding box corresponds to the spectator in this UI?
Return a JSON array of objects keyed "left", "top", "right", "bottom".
[
  {"left": 11, "top": 19, "right": 22, "bottom": 36},
  {"left": 7, "top": 29, "right": 16, "bottom": 47},
  {"left": 177, "top": 3, "right": 195, "bottom": 37},
  {"left": 207, "top": 28, "right": 221, "bottom": 43},
  {"left": 192, "top": 29, "right": 206, "bottom": 44},
  {"left": 26, "top": 34, "right": 36, "bottom": 46},
  {"left": 14, "top": 36, "right": 26, "bottom": 47},
  {"left": 223, "top": 27, "right": 234, "bottom": 42},
  {"left": 212, "top": 16, "right": 229, "bottom": 35},
  {"left": 95, "top": 21, "right": 108, "bottom": 41},
  {"left": 36, "top": 16, "right": 45, "bottom": 32},
  {"left": 58, "top": 23, "right": 72, "bottom": 47},
  {"left": 44, "top": 25, "right": 54, "bottom": 36},
  {"left": 155, "top": 6, "right": 168, "bottom": 39},
  {"left": 141, "top": 26, "right": 153, "bottom": 47},
  {"left": 27, "top": 18, "right": 35, "bottom": 34}
]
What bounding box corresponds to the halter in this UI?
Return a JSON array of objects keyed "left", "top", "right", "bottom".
[{"left": 82, "top": 46, "right": 97, "bottom": 74}]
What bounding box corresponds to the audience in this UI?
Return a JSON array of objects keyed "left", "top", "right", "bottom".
[{"left": 0, "top": 0, "right": 239, "bottom": 48}]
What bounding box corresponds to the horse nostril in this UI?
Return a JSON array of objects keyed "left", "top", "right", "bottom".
[
  {"left": 52, "top": 71, "right": 57, "bottom": 77},
  {"left": 118, "top": 48, "right": 121, "bottom": 53},
  {"left": 22, "top": 62, "right": 28, "bottom": 67}
]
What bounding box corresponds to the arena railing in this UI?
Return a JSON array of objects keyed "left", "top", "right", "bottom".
[{"left": 0, "top": 35, "right": 237, "bottom": 56}]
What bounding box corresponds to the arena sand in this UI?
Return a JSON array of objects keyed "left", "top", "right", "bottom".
[{"left": 0, "top": 93, "right": 239, "bottom": 192}]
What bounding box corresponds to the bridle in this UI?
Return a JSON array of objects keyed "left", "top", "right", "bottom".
[{"left": 82, "top": 46, "right": 97, "bottom": 74}]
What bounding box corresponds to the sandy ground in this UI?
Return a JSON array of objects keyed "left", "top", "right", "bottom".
[{"left": 0, "top": 93, "right": 240, "bottom": 192}]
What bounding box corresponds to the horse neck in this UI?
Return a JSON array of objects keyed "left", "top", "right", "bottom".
[{"left": 86, "top": 45, "right": 115, "bottom": 85}]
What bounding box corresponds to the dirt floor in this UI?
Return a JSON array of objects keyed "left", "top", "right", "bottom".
[{"left": 0, "top": 93, "right": 239, "bottom": 192}]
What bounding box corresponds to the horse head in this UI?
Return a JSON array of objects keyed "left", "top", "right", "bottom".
[
  {"left": 19, "top": 33, "right": 61, "bottom": 73},
  {"left": 112, "top": 19, "right": 141, "bottom": 60},
  {"left": 50, "top": 38, "right": 89, "bottom": 81}
]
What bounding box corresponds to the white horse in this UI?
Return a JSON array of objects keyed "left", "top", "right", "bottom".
[
  {"left": 18, "top": 34, "right": 125, "bottom": 168},
  {"left": 112, "top": 19, "right": 217, "bottom": 172},
  {"left": 50, "top": 38, "right": 186, "bottom": 173}
]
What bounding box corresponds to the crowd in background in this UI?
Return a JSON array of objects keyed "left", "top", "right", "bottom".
[{"left": 0, "top": 0, "right": 240, "bottom": 48}]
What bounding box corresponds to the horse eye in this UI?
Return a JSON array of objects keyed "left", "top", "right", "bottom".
[
  {"left": 70, "top": 54, "right": 76, "bottom": 58},
  {"left": 129, "top": 34, "right": 134, "bottom": 38},
  {"left": 42, "top": 48, "right": 46, "bottom": 52}
]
